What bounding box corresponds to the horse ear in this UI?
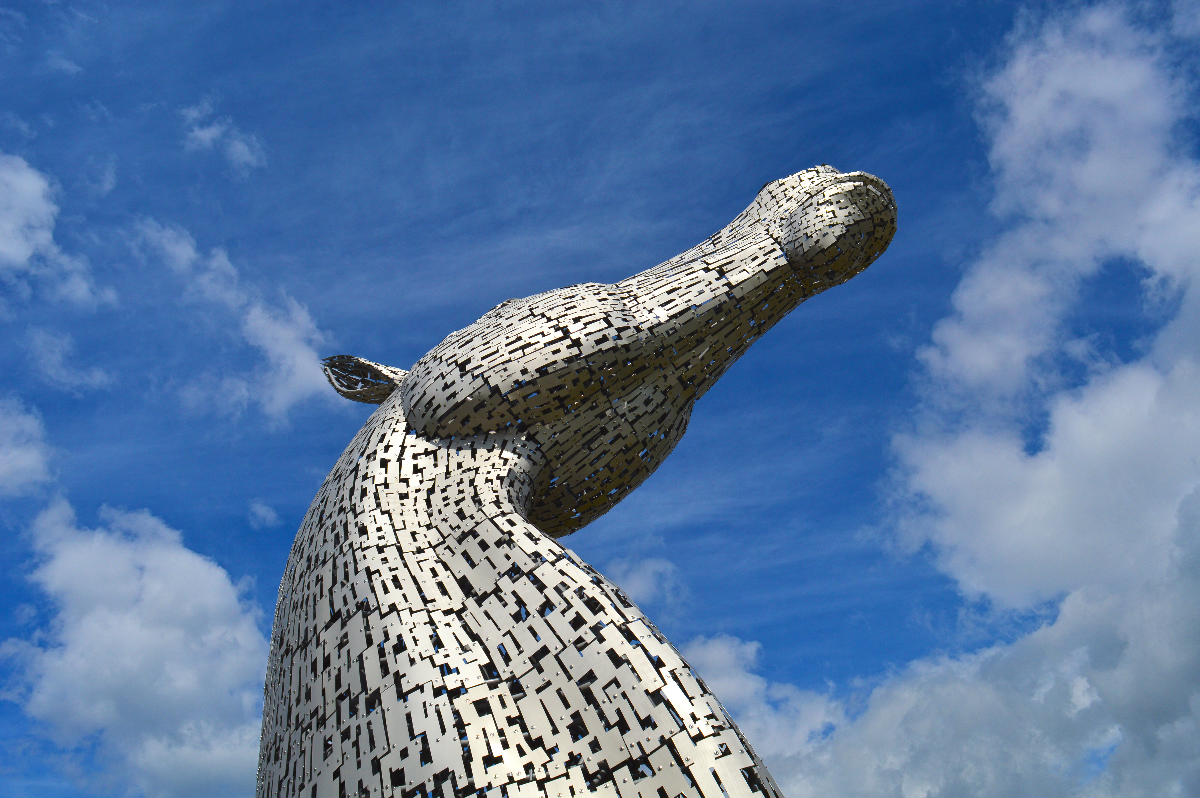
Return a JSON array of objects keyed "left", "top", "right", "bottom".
[{"left": 323, "top": 355, "right": 408, "bottom": 404}]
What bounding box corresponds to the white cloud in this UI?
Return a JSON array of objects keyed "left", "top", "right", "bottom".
[
  {"left": 241, "top": 298, "right": 328, "bottom": 420},
  {"left": 2, "top": 498, "right": 268, "bottom": 797},
  {"left": 136, "top": 220, "right": 242, "bottom": 309},
  {"left": 247, "top": 500, "right": 280, "bottom": 529},
  {"left": 180, "top": 98, "right": 212, "bottom": 126},
  {"left": 221, "top": 134, "right": 267, "bottom": 172},
  {"left": 134, "top": 218, "right": 201, "bottom": 274},
  {"left": 683, "top": 635, "right": 842, "bottom": 768},
  {"left": 134, "top": 219, "right": 329, "bottom": 422},
  {"left": 179, "top": 374, "right": 253, "bottom": 419},
  {"left": 917, "top": 5, "right": 1192, "bottom": 405},
  {"left": 697, "top": 473, "right": 1200, "bottom": 796},
  {"left": 0, "top": 7, "right": 26, "bottom": 46},
  {"left": 180, "top": 100, "right": 266, "bottom": 173},
  {"left": 185, "top": 121, "right": 227, "bottom": 150},
  {"left": 26, "top": 328, "right": 113, "bottom": 392},
  {"left": 690, "top": 492, "right": 1200, "bottom": 795},
  {"left": 896, "top": 358, "right": 1200, "bottom": 607},
  {"left": 0, "top": 152, "right": 114, "bottom": 308},
  {"left": 901, "top": 2, "right": 1200, "bottom": 607},
  {"left": 0, "top": 395, "right": 52, "bottom": 496},
  {"left": 675, "top": 6, "right": 1200, "bottom": 796}
]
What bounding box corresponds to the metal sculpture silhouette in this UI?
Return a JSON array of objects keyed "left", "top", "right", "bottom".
[{"left": 258, "top": 166, "right": 897, "bottom": 798}]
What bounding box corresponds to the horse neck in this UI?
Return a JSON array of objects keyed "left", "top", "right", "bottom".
[
  {"left": 280, "top": 398, "right": 559, "bottom": 616},
  {"left": 261, "top": 397, "right": 785, "bottom": 798}
]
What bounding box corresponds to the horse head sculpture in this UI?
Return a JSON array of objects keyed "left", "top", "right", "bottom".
[{"left": 260, "top": 166, "right": 896, "bottom": 798}]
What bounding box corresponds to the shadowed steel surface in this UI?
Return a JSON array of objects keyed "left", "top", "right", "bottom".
[{"left": 258, "top": 167, "right": 897, "bottom": 797}]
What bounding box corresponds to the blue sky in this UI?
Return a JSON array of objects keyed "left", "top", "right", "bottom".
[{"left": 1, "top": 1, "right": 1199, "bottom": 795}]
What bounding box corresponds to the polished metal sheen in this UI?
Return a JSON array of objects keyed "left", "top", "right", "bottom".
[{"left": 258, "top": 166, "right": 897, "bottom": 798}]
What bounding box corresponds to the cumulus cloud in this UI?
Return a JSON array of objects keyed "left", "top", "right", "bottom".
[
  {"left": 897, "top": 358, "right": 1199, "bottom": 608},
  {"left": 691, "top": 493, "right": 1200, "bottom": 796},
  {"left": 917, "top": 5, "right": 1191, "bottom": 404},
  {"left": 678, "top": 6, "right": 1200, "bottom": 796},
  {"left": 26, "top": 328, "right": 113, "bottom": 392},
  {"left": 900, "top": 2, "right": 1200, "bottom": 607},
  {"left": 0, "top": 393, "right": 264, "bottom": 795},
  {"left": 2, "top": 499, "right": 268, "bottom": 797},
  {"left": 0, "top": 152, "right": 113, "bottom": 307},
  {"left": 0, "top": 395, "right": 52, "bottom": 496},
  {"left": 692, "top": 523, "right": 1200, "bottom": 797},
  {"left": 134, "top": 219, "right": 329, "bottom": 422},
  {"left": 684, "top": 635, "right": 842, "bottom": 768},
  {"left": 180, "top": 99, "right": 266, "bottom": 173}
]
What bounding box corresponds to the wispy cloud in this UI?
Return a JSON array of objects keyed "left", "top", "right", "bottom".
[
  {"left": 180, "top": 99, "right": 266, "bottom": 174},
  {"left": 0, "top": 154, "right": 55, "bottom": 269},
  {"left": 247, "top": 500, "right": 280, "bottom": 529},
  {"left": 43, "top": 50, "right": 82, "bottom": 75},
  {"left": 241, "top": 298, "right": 329, "bottom": 420},
  {"left": 0, "top": 111, "right": 35, "bottom": 139},
  {"left": 0, "top": 7, "right": 26, "bottom": 47},
  {"left": 0, "top": 153, "right": 114, "bottom": 308},
  {"left": 1172, "top": 0, "right": 1200, "bottom": 38},
  {"left": 134, "top": 218, "right": 329, "bottom": 423},
  {"left": 0, "top": 396, "right": 52, "bottom": 496},
  {"left": 26, "top": 328, "right": 113, "bottom": 392},
  {"left": 84, "top": 154, "right": 117, "bottom": 197}
]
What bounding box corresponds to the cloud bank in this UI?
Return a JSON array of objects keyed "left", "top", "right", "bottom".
[{"left": 688, "top": 6, "right": 1200, "bottom": 796}]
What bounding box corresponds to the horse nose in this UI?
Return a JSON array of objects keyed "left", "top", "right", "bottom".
[
  {"left": 785, "top": 171, "right": 897, "bottom": 288},
  {"left": 841, "top": 170, "right": 896, "bottom": 219},
  {"left": 839, "top": 170, "right": 897, "bottom": 256}
]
